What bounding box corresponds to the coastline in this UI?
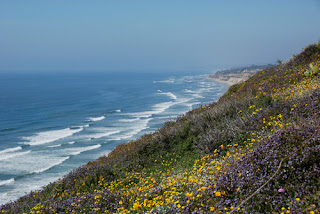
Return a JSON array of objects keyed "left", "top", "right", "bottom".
[
  {"left": 207, "top": 65, "right": 271, "bottom": 86},
  {"left": 2, "top": 43, "right": 320, "bottom": 212},
  {"left": 208, "top": 73, "right": 250, "bottom": 86},
  {"left": 0, "top": 71, "right": 226, "bottom": 206}
]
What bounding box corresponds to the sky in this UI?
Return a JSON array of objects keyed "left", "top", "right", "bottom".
[{"left": 1, "top": 0, "right": 320, "bottom": 72}]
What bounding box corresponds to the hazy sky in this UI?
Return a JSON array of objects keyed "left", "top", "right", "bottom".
[{"left": 1, "top": 0, "right": 320, "bottom": 72}]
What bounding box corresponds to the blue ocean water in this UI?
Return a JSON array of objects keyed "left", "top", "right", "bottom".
[{"left": 0, "top": 71, "right": 227, "bottom": 204}]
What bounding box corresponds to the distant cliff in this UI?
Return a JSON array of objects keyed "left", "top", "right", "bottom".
[{"left": 209, "top": 64, "right": 274, "bottom": 85}]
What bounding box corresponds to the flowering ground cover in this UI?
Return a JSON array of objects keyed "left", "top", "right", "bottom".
[{"left": 1, "top": 43, "right": 320, "bottom": 213}]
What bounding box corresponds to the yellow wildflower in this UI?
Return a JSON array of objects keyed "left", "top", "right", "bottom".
[{"left": 185, "top": 192, "right": 193, "bottom": 197}]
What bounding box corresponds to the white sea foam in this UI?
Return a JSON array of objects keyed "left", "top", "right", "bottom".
[
  {"left": 194, "top": 94, "right": 205, "bottom": 99},
  {"left": 0, "top": 178, "right": 14, "bottom": 187},
  {"left": 111, "top": 130, "right": 143, "bottom": 141},
  {"left": 111, "top": 118, "right": 152, "bottom": 141},
  {"left": 153, "top": 78, "right": 175, "bottom": 84},
  {"left": 66, "top": 144, "right": 101, "bottom": 156},
  {"left": 184, "top": 88, "right": 205, "bottom": 99},
  {"left": 124, "top": 100, "right": 177, "bottom": 119},
  {"left": 0, "top": 172, "right": 65, "bottom": 205},
  {"left": 111, "top": 129, "right": 148, "bottom": 141},
  {"left": 0, "top": 152, "right": 70, "bottom": 176},
  {"left": 119, "top": 118, "right": 140, "bottom": 122},
  {"left": 176, "top": 98, "right": 194, "bottom": 105},
  {"left": 185, "top": 102, "right": 201, "bottom": 108},
  {"left": 153, "top": 101, "right": 175, "bottom": 114},
  {"left": 0, "top": 146, "right": 22, "bottom": 154},
  {"left": 21, "top": 127, "right": 84, "bottom": 146},
  {"left": 115, "top": 109, "right": 121, "bottom": 112},
  {"left": 0, "top": 151, "right": 31, "bottom": 161},
  {"left": 47, "top": 144, "right": 62, "bottom": 148},
  {"left": 32, "top": 156, "right": 70, "bottom": 173},
  {"left": 88, "top": 116, "right": 105, "bottom": 122},
  {"left": 184, "top": 89, "right": 195, "bottom": 93},
  {"left": 83, "top": 124, "right": 90, "bottom": 128},
  {"left": 156, "top": 116, "right": 176, "bottom": 122},
  {"left": 198, "top": 87, "right": 212, "bottom": 92},
  {"left": 87, "top": 130, "right": 122, "bottom": 139},
  {"left": 126, "top": 102, "right": 174, "bottom": 119},
  {"left": 66, "top": 141, "right": 75, "bottom": 145},
  {"left": 126, "top": 110, "right": 153, "bottom": 118},
  {"left": 158, "top": 92, "right": 177, "bottom": 100},
  {"left": 157, "top": 116, "right": 176, "bottom": 119}
]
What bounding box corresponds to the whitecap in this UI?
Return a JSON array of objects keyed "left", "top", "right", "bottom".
[
  {"left": 21, "top": 127, "right": 84, "bottom": 146},
  {"left": 184, "top": 89, "right": 195, "bottom": 93},
  {"left": 86, "top": 130, "right": 122, "bottom": 139},
  {"left": 157, "top": 116, "right": 176, "bottom": 119},
  {"left": 88, "top": 116, "right": 105, "bottom": 122},
  {"left": 152, "top": 101, "right": 175, "bottom": 114},
  {"left": 111, "top": 130, "right": 144, "bottom": 141},
  {"left": 111, "top": 118, "right": 152, "bottom": 141},
  {"left": 0, "top": 146, "right": 22, "bottom": 154},
  {"left": 193, "top": 94, "right": 205, "bottom": 99},
  {"left": 0, "top": 151, "right": 31, "bottom": 161},
  {"left": 184, "top": 89, "right": 205, "bottom": 99},
  {"left": 115, "top": 109, "right": 121, "bottom": 112},
  {"left": 153, "top": 78, "right": 175, "bottom": 84},
  {"left": 175, "top": 98, "right": 194, "bottom": 106},
  {"left": 47, "top": 144, "right": 62, "bottom": 148},
  {"left": 124, "top": 101, "right": 175, "bottom": 119},
  {"left": 0, "top": 172, "right": 65, "bottom": 205},
  {"left": 0, "top": 178, "right": 14, "bottom": 187},
  {"left": 66, "top": 141, "right": 75, "bottom": 145},
  {"left": 63, "top": 144, "right": 102, "bottom": 156},
  {"left": 32, "top": 156, "right": 70, "bottom": 173},
  {"left": 125, "top": 111, "right": 153, "bottom": 118},
  {"left": 185, "top": 102, "right": 201, "bottom": 108},
  {"left": 119, "top": 118, "right": 140, "bottom": 122},
  {"left": 0, "top": 152, "right": 69, "bottom": 176},
  {"left": 158, "top": 92, "right": 177, "bottom": 100}
]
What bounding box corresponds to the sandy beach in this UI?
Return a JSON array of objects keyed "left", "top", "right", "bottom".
[{"left": 208, "top": 72, "right": 252, "bottom": 86}]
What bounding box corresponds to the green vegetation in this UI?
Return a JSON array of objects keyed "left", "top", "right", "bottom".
[
  {"left": 1, "top": 43, "right": 320, "bottom": 213},
  {"left": 305, "top": 63, "right": 319, "bottom": 77}
]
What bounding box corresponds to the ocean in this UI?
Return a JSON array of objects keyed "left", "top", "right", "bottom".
[{"left": 0, "top": 70, "right": 228, "bottom": 205}]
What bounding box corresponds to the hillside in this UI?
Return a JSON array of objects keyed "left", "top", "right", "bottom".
[{"left": 1, "top": 42, "right": 320, "bottom": 213}]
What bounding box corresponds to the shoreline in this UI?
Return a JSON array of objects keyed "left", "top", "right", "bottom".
[
  {"left": 208, "top": 74, "right": 249, "bottom": 86},
  {"left": 207, "top": 65, "right": 269, "bottom": 86}
]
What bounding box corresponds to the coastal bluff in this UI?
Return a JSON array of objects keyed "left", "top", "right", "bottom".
[{"left": 209, "top": 64, "right": 273, "bottom": 85}]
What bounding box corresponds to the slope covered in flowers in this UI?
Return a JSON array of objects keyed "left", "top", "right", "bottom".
[{"left": 1, "top": 43, "right": 320, "bottom": 214}]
